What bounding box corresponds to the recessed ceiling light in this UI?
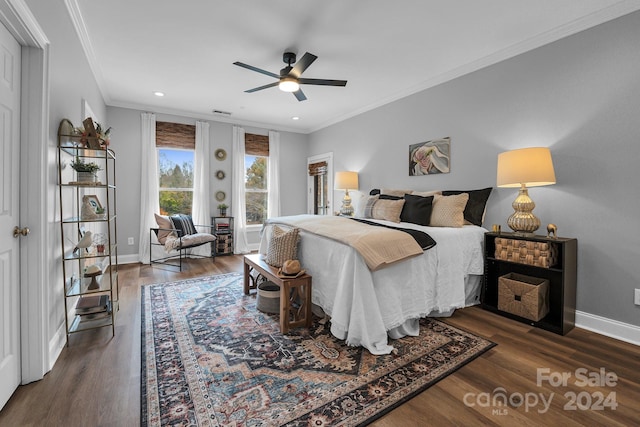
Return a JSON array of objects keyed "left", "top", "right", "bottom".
[
  {"left": 292, "top": 116, "right": 300, "bottom": 120},
  {"left": 153, "top": 91, "right": 165, "bottom": 97}
]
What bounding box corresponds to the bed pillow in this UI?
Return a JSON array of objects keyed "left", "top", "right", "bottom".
[
  {"left": 412, "top": 190, "right": 442, "bottom": 197},
  {"left": 265, "top": 225, "right": 300, "bottom": 267},
  {"left": 381, "top": 188, "right": 414, "bottom": 197},
  {"left": 154, "top": 213, "right": 176, "bottom": 244},
  {"left": 442, "top": 187, "right": 492, "bottom": 226},
  {"left": 371, "top": 199, "right": 405, "bottom": 223},
  {"left": 430, "top": 193, "right": 469, "bottom": 227},
  {"left": 400, "top": 194, "right": 434, "bottom": 226},
  {"left": 362, "top": 195, "right": 379, "bottom": 218}
]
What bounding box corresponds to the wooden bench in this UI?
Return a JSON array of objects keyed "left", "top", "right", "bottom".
[{"left": 243, "top": 253, "right": 312, "bottom": 334}]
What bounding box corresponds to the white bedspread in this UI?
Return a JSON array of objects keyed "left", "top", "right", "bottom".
[{"left": 259, "top": 216, "right": 487, "bottom": 355}]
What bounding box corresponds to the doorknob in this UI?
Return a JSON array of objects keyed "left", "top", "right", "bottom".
[{"left": 13, "top": 226, "right": 30, "bottom": 238}]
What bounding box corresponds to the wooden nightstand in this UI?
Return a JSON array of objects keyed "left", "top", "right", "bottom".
[{"left": 482, "top": 232, "right": 577, "bottom": 335}]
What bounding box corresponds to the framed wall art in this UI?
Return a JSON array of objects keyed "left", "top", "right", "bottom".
[{"left": 409, "top": 137, "right": 451, "bottom": 176}]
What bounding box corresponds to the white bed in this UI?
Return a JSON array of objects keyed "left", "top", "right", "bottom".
[{"left": 259, "top": 215, "right": 487, "bottom": 355}]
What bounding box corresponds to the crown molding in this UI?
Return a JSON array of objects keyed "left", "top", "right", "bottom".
[
  {"left": 107, "top": 100, "right": 309, "bottom": 135},
  {"left": 64, "top": 0, "right": 111, "bottom": 103}
]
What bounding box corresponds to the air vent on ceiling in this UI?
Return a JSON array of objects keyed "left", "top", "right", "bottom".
[{"left": 212, "top": 109, "right": 232, "bottom": 116}]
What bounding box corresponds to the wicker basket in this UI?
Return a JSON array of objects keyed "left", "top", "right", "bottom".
[
  {"left": 257, "top": 281, "right": 280, "bottom": 314},
  {"left": 498, "top": 273, "right": 549, "bottom": 321},
  {"left": 495, "top": 238, "right": 558, "bottom": 268}
]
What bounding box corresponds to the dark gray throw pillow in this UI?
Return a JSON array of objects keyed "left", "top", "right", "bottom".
[{"left": 400, "top": 194, "right": 434, "bottom": 226}]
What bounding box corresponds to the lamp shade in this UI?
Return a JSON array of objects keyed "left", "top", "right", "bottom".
[
  {"left": 497, "top": 147, "right": 556, "bottom": 188},
  {"left": 335, "top": 171, "right": 359, "bottom": 190}
]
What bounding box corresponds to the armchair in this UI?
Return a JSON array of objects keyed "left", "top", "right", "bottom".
[{"left": 150, "top": 214, "right": 216, "bottom": 271}]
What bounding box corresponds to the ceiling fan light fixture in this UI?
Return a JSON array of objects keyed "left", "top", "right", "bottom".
[{"left": 279, "top": 78, "right": 300, "bottom": 93}]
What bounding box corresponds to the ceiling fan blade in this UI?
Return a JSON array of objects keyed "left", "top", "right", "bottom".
[
  {"left": 299, "top": 78, "right": 347, "bottom": 87},
  {"left": 290, "top": 52, "right": 317, "bottom": 78},
  {"left": 233, "top": 61, "right": 279, "bottom": 79},
  {"left": 245, "top": 82, "right": 279, "bottom": 93},
  {"left": 293, "top": 89, "right": 307, "bottom": 102}
]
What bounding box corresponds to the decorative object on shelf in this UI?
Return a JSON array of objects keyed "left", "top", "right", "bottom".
[
  {"left": 496, "top": 147, "right": 556, "bottom": 235},
  {"left": 84, "top": 264, "right": 102, "bottom": 290},
  {"left": 335, "top": 171, "right": 359, "bottom": 216},
  {"left": 93, "top": 233, "right": 107, "bottom": 253},
  {"left": 215, "top": 191, "right": 226, "bottom": 202},
  {"left": 81, "top": 195, "right": 103, "bottom": 220},
  {"left": 73, "top": 230, "right": 93, "bottom": 254},
  {"left": 70, "top": 156, "right": 101, "bottom": 183},
  {"left": 77, "top": 117, "right": 111, "bottom": 149},
  {"left": 214, "top": 149, "right": 227, "bottom": 161},
  {"left": 492, "top": 224, "right": 501, "bottom": 234},
  {"left": 215, "top": 170, "right": 225, "bottom": 180},
  {"left": 58, "top": 118, "right": 74, "bottom": 137},
  {"left": 409, "top": 137, "right": 451, "bottom": 176},
  {"left": 546, "top": 223, "right": 557, "bottom": 239},
  {"left": 218, "top": 203, "right": 228, "bottom": 217}
]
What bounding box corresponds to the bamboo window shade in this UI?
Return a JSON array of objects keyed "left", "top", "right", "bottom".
[
  {"left": 156, "top": 121, "right": 196, "bottom": 149},
  {"left": 308, "top": 161, "right": 328, "bottom": 176},
  {"left": 245, "top": 133, "right": 269, "bottom": 156}
]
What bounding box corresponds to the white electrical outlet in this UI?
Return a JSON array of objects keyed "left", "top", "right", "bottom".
[
  {"left": 128, "top": 237, "right": 134, "bottom": 245},
  {"left": 635, "top": 289, "right": 640, "bottom": 306}
]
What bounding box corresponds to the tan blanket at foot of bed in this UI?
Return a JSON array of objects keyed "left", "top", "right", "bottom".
[{"left": 266, "top": 215, "right": 423, "bottom": 270}]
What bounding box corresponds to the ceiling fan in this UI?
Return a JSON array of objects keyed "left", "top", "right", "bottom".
[{"left": 233, "top": 52, "right": 347, "bottom": 101}]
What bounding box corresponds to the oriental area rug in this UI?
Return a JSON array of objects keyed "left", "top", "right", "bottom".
[{"left": 141, "top": 273, "right": 495, "bottom": 426}]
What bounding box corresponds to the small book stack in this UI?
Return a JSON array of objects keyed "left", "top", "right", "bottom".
[
  {"left": 75, "top": 294, "right": 111, "bottom": 321},
  {"left": 215, "top": 222, "right": 230, "bottom": 233}
]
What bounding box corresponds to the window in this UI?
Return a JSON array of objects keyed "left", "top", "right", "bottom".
[
  {"left": 156, "top": 122, "right": 195, "bottom": 216},
  {"left": 158, "top": 149, "right": 194, "bottom": 215},
  {"left": 245, "top": 133, "right": 269, "bottom": 225}
]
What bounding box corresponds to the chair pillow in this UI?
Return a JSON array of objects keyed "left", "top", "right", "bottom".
[
  {"left": 170, "top": 214, "right": 197, "bottom": 237},
  {"left": 165, "top": 232, "right": 215, "bottom": 251},
  {"left": 154, "top": 214, "right": 175, "bottom": 244},
  {"left": 430, "top": 193, "right": 469, "bottom": 227},
  {"left": 442, "top": 187, "right": 493, "bottom": 226},
  {"left": 265, "top": 225, "right": 300, "bottom": 267}
]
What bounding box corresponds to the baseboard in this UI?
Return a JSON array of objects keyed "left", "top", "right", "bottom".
[
  {"left": 118, "top": 254, "right": 141, "bottom": 264},
  {"left": 575, "top": 310, "right": 639, "bottom": 346},
  {"left": 49, "top": 323, "right": 67, "bottom": 371}
]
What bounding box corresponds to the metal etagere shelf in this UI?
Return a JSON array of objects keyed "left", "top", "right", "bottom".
[{"left": 57, "top": 119, "right": 119, "bottom": 344}]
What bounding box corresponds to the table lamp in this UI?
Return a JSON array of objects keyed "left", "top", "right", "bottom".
[
  {"left": 497, "top": 147, "right": 556, "bottom": 234},
  {"left": 335, "top": 171, "right": 359, "bottom": 216}
]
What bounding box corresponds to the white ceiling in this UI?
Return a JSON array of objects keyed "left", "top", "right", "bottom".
[{"left": 71, "top": 0, "right": 639, "bottom": 134}]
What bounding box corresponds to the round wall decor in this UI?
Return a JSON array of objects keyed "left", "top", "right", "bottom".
[
  {"left": 215, "top": 170, "right": 225, "bottom": 180},
  {"left": 215, "top": 191, "right": 226, "bottom": 202},
  {"left": 214, "top": 149, "right": 227, "bottom": 161}
]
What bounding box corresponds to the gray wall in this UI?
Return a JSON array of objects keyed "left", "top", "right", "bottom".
[
  {"left": 106, "top": 106, "right": 309, "bottom": 257},
  {"left": 25, "top": 0, "right": 108, "bottom": 344},
  {"left": 309, "top": 12, "right": 640, "bottom": 327}
]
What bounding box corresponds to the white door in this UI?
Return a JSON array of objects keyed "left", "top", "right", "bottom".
[
  {"left": 307, "top": 152, "right": 333, "bottom": 215},
  {"left": 0, "top": 20, "right": 22, "bottom": 409}
]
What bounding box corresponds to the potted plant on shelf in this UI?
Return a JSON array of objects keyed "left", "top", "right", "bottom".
[
  {"left": 218, "top": 203, "right": 228, "bottom": 217},
  {"left": 70, "top": 156, "right": 101, "bottom": 182}
]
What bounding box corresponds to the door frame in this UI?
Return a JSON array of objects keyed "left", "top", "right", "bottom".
[
  {"left": 0, "top": 0, "right": 51, "bottom": 383},
  {"left": 307, "top": 152, "right": 333, "bottom": 215}
]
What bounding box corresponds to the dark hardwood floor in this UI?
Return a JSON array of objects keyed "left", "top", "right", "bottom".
[{"left": 0, "top": 256, "right": 638, "bottom": 426}]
